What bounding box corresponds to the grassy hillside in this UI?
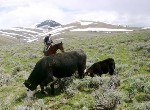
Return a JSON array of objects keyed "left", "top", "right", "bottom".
[
  {"left": 0, "top": 35, "right": 19, "bottom": 46},
  {"left": 0, "top": 30, "right": 150, "bottom": 110}
]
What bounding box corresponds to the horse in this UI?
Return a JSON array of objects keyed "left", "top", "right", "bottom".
[{"left": 44, "top": 42, "right": 64, "bottom": 56}]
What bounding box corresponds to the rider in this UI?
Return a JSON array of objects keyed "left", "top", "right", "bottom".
[{"left": 44, "top": 33, "right": 53, "bottom": 52}]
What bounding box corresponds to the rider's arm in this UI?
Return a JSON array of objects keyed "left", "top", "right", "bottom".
[{"left": 50, "top": 38, "right": 53, "bottom": 43}]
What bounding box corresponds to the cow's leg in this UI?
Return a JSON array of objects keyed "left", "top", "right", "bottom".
[
  {"left": 40, "top": 79, "right": 51, "bottom": 95},
  {"left": 78, "top": 65, "right": 85, "bottom": 78},
  {"left": 109, "top": 68, "right": 114, "bottom": 75},
  {"left": 78, "top": 58, "right": 86, "bottom": 78},
  {"left": 40, "top": 84, "right": 46, "bottom": 94},
  {"left": 108, "top": 61, "right": 115, "bottom": 75},
  {"left": 40, "top": 70, "right": 54, "bottom": 94},
  {"left": 50, "top": 83, "right": 54, "bottom": 95},
  {"left": 50, "top": 76, "right": 58, "bottom": 95},
  {"left": 40, "top": 75, "right": 58, "bottom": 95},
  {"left": 108, "top": 64, "right": 115, "bottom": 75}
]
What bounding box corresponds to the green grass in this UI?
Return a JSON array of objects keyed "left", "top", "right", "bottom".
[{"left": 0, "top": 30, "right": 150, "bottom": 109}]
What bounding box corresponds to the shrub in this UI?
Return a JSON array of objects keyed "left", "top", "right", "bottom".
[
  {"left": 143, "top": 81, "right": 150, "bottom": 94},
  {"left": 15, "top": 106, "right": 28, "bottom": 110},
  {"left": 64, "top": 85, "right": 77, "bottom": 98},
  {"left": 108, "top": 75, "right": 120, "bottom": 89},
  {"left": 0, "top": 74, "right": 12, "bottom": 86},
  {"left": 135, "top": 93, "right": 150, "bottom": 102},
  {"left": 115, "top": 64, "right": 129, "bottom": 73},
  {"left": 56, "top": 77, "right": 74, "bottom": 92},
  {"left": 76, "top": 76, "right": 103, "bottom": 90},
  {"left": 93, "top": 89, "right": 121, "bottom": 110},
  {"left": 34, "top": 99, "right": 47, "bottom": 109},
  {"left": 0, "top": 67, "right": 5, "bottom": 74},
  {"left": 28, "top": 63, "right": 35, "bottom": 70},
  {"left": 133, "top": 102, "right": 150, "bottom": 110},
  {"left": 132, "top": 78, "right": 145, "bottom": 92},
  {"left": 11, "top": 65, "right": 23, "bottom": 75},
  {"left": 147, "top": 62, "right": 150, "bottom": 72}
]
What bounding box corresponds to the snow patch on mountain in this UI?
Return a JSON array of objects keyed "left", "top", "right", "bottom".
[
  {"left": 70, "top": 28, "right": 133, "bottom": 32},
  {"left": 40, "top": 26, "right": 75, "bottom": 37},
  {"left": 142, "top": 27, "right": 150, "bottom": 29},
  {"left": 10, "top": 27, "right": 40, "bottom": 34},
  {"left": 36, "top": 20, "right": 61, "bottom": 29},
  {"left": 79, "top": 21, "right": 93, "bottom": 25},
  {"left": 0, "top": 20, "right": 138, "bottom": 43}
]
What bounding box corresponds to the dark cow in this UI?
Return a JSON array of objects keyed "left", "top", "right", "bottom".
[
  {"left": 24, "top": 50, "right": 86, "bottom": 95},
  {"left": 85, "top": 58, "right": 115, "bottom": 77}
]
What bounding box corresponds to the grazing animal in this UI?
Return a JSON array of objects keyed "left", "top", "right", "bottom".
[
  {"left": 85, "top": 58, "right": 115, "bottom": 77},
  {"left": 44, "top": 42, "right": 64, "bottom": 56},
  {"left": 24, "top": 50, "right": 86, "bottom": 95}
]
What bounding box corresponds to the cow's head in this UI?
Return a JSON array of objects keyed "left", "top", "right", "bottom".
[
  {"left": 84, "top": 68, "right": 94, "bottom": 77},
  {"left": 24, "top": 80, "right": 37, "bottom": 91}
]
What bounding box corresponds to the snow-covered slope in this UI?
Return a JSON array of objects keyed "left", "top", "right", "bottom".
[
  {"left": 0, "top": 27, "right": 44, "bottom": 43},
  {"left": 0, "top": 20, "right": 61, "bottom": 43},
  {"left": 43, "top": 21, "right": 135, "bottom": 36},
  {"left": 0, "top": 20, "right": 140, "bottom": 44}
]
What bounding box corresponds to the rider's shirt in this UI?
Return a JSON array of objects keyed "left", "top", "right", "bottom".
[{"left": 44, "top": 36, "right": 52, "bottom": 45}]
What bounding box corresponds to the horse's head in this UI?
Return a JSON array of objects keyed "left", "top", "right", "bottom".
[
  {"left": 45, "top": 42, "right": 64, "bottom": 56},
  {"left": 57, "top": 42, "right": 64, "bottom": 52}
]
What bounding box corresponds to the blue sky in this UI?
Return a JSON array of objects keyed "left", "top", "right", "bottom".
[{"left": 0, "top": 0, "right": 150, "bottom": 29}]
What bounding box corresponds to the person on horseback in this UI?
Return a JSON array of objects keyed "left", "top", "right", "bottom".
[{"left": 43, "top": 33, "right": 53, "bottom": 53}]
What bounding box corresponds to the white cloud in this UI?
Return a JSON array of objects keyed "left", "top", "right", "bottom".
[
  {"left": 0, "top": 0, "right": 66, "bottom": 28},
  {"left": 73, "top": 11, "right": 118, "bottom": 24},
  {"left": 0, "top": 0, "right": 150, "bottom": 28}
]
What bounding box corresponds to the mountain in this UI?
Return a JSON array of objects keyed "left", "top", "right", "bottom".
[
  {"left": 47, "top": 20, "right": 139, "bottom": 36},
  {"left": 0, "top": 20, "right": 62, "bottom": 44},
  {"left": 36, "top": 20, "right": 61, "bottom": 29},
  {"left": 0, "top": 20, "right": 141, "bottom": 44},
  {"left": 65, "top": 20, "right": 139, "bottom": 30}
]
